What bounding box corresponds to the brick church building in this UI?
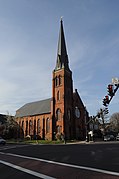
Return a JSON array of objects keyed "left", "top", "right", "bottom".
[{"left": 15, "top": 19, "right": 89, "bottom": 141}]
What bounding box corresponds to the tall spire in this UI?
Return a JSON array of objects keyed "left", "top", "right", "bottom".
[{"left": 55, "top": 18, "right": 69, "bottom": 71}]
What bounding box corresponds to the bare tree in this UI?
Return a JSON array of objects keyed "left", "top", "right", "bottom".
[
  {"left": 110, "top": 112, "right": 119, "bottom": 133},
  {"left": 97, "top": 108, "right": 109, "bottom": 135}
]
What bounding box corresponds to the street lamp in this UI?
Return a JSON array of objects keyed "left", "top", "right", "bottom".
[{"left": 84, "top": 107, "right": 88, "bottom": 142}]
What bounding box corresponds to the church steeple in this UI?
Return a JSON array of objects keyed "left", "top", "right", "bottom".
[
  {"left": 55, "top": 18, "right": 69, "bottom": 71},
  {"left": 52, "top": 19, "right": 74, "bottom": 140}
]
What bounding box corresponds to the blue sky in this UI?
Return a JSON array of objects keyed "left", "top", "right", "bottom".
[{"left": 0, "top": 0, "right": 119, "bottom": 117}]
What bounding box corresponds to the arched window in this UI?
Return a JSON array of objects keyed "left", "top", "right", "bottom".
[
  {"left": 22, "top": 121, "right": 24, "bottom": 129},
  {"left": 37, "top": 119, "right": 40, "bottom": 134},
  {"left": 25, "top": 121, "right": 28, "bottom": 136},
  {"left": 55, "top": 76, "right": 58, "bottom": 86},
  {"left": 57, "top": 55, "right": 61, "bottom": 69},
  {"left": 34, "top": 120, "right": 36, "bottom": 136},
  {"left": 29, "top": 120, "right": 33, "bottom": 135},
  {"left": 59, "top": 75, "right": 62, "bottom": 85},
  {"left": 67, "top": 90, "right": 71, "bottom": 101},
  {"left": 56, "top": 108, "right": 61, "bottom": 121},
  {"left": 46, "top": 118, "right": 50, "bottom": 133},
  {"left": 56, "top": 125, "right": 62, "bottom": 133},
  {"left": 67, "top": 109, "right": 71, "bottom": 121},
  {"left": 57, "top": 91, "right": 60, "bottom": 101}
]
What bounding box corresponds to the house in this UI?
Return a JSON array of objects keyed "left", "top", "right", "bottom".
[{"left": 15, "top": 19, "right": 89, "bottom": 140}]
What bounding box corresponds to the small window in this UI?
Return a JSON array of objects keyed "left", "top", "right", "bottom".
[{"left": 57, "top": 91, "right": 60, "bottom": 101}]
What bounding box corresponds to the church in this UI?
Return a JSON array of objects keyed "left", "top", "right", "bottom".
[{"left": 15, "top": 19, "right": 89, "bottom": 141}]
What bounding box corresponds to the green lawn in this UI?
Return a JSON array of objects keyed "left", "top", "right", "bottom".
[{"left": 6, "top": 139, "right": 64, "bottom": 145}]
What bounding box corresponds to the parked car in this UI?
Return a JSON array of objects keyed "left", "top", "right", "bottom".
[
  {"left": 0, "top": 137, "right": 6, "bottom": 145},
  {"left": 104, "top": 135, "right": 115, "bottom": 141},
  {"left": 116, "top": 134, "right": 119, "bottom": 141}
]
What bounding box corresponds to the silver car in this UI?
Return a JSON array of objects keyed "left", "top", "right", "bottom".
[{"left": 104, "top": 135, "right": 115, "bottom": 141}]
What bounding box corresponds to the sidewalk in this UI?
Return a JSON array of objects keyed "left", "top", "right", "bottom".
[{"left": 65, "top": 140, "right": 119, "bottom": 145}]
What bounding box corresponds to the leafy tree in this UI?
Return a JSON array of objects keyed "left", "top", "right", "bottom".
[
  {"left": 110, "top": 112, "right": 119, "bottom": 133},
  {"left": 0, "top": 114, "right": 7, "bottom": 136},
  {"left": 3, "top": 114, "right": 23, "bottom": 139},
  {"left": 0, "top": 124, "right": 5, "bottom": 135}
]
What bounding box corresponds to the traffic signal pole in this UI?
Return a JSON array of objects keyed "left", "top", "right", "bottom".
[
  {"left": 103, "top": 82, "right": 119, "bottom": 107},
  {"left": 86, "top": 78, "right": 119, "bottom": 142},
  {"left": 111, "top": 84, "right": 119, "bottom": 98},
  {"left": 107, "top": 84, "right": 119, "bottom": 105}
]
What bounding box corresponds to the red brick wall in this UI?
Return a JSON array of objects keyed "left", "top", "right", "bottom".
[
  {"left": 16, "top": 113, "right": 52, "bottom": 140},
  {"left": 52, "top": 68, "right": 74, "bottom": 140}
]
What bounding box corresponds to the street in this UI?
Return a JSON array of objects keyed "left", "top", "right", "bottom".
[{"left": 0, "top": 142, "right": 119, "bottom": 178}]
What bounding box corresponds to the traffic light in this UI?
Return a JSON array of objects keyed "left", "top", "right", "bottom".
[
  {"left": 107, "top": 84, "right": 114, "bottom": 96},
  {"left": 103, "top": 98, "right": 107, "bottom": 106},
  {"left": 105, "top": 107, "right": 109, "bottom": 114},
  {"left": 103, "top": 95, "right": 109, "bottom": 106},
  {"left": 105, "top": 95, "right": 109, "bottom": 103}
]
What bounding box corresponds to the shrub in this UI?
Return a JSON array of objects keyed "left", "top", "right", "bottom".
[{"left": 56, "top": 133, "right": 61, "bottom": 141}]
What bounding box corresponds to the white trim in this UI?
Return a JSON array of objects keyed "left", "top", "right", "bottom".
[{"left": 0, "top": 159, "right": 55, "bottom": 179}]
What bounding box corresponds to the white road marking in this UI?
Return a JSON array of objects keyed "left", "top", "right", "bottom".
[
  {"left": 0, "top": 152, "right": 119, "bottom": 177},
  {"left": 0, "top": 160, "right": 56, "bottom": 179},
  {"left": 0, "top": 144, "right": 29, "bottom": 151}
]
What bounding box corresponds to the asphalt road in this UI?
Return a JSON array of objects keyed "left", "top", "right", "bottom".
[{"left": 0, "top": 142, "right": 119, "bottom": 179}]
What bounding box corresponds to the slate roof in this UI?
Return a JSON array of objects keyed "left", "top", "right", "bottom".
[{"left": 15, "top": 98, "right": 51, "bottom": 118}]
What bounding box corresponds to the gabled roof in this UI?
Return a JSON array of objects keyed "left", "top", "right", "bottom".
[
  {"left": 73, "top": 89, "right": 85, "bottom": 109},
  {"left": 15, "top": 98, "right": 51, "bottom": 118}
]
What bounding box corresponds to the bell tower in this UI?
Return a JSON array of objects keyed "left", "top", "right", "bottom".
[{"left": 52, "top": 19, "right": 74, "bottom": 140}]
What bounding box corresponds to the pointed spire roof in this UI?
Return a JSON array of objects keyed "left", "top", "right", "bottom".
[{"left": 55, "top": 18, "right": 69, "bottom": 71}]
